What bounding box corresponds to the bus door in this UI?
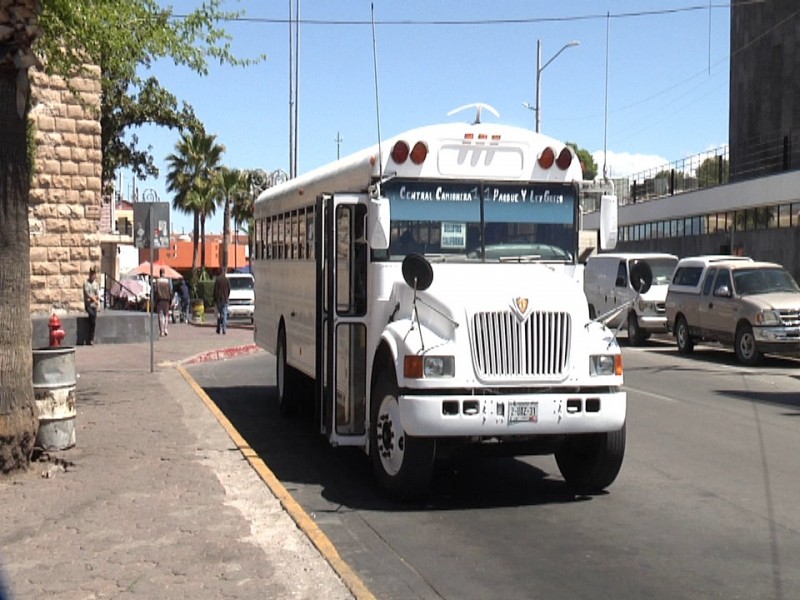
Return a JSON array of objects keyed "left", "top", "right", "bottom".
[{"left": 316, "top": 193, "right": 369, "bottom": 446}]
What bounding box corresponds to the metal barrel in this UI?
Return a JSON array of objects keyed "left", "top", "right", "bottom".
[{"left": 32, "top": 347, "right": 77, "bottom": 451}]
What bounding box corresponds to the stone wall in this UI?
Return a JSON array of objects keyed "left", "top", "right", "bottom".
[{"left": 28, "top": 68, "right": 102, "bottom": 314}]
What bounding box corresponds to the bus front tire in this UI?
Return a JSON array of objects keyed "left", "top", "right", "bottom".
[
  {"left": 276, "top": 329, "right": 297, "bottom": 416},
  {"left": 555, "top": 424, "right": 626, "bottom": 494},
  {"left": 369, "top": 370, "right": 435, "bottom": 500}
]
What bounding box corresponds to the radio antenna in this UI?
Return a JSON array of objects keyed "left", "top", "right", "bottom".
[{"left": 371, "top": 3, "right": 384, "bottom": 181}]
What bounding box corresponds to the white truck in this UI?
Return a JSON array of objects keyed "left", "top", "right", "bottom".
[{"left": 584, "top": 253, "right": 678, "bottom": 345}]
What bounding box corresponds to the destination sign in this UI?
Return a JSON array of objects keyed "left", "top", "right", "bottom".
[{"left": 383, "top": 180, "right": 576, "bottom": 224}]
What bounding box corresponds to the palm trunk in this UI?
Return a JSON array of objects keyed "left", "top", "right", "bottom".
[
  {"left": 200, "top": 215, "right": 207, "bottom": 271},
  {"left": 0, "top": 62, "right": 38, "bottom": 474},
  {"left": 221, "top": 196, "right": 231, "bottom": 273}
]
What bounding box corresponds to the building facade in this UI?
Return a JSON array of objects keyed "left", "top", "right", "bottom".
[
  {"left": 28, "top": 68, "right": 103, "bottom": 314},
  {"left": 729, "top": 0, "right": 800, "bottom": 180}
]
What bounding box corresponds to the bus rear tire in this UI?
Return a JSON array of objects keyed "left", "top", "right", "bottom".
[
  {"left": 555, "top": 423, "right": 626, "bottom": 494},
  {"left": 276, "top": 329, "right": 297, "bottom": 416},
  {"left": 369, "top": 370, "right": 435, "bottom": 500}
]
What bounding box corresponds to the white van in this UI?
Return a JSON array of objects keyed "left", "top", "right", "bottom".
[
  {"left": 226, "top": 273, "right": 255, "bottom": 324},
  {"left": 584, "top": 252, "right": 678, "bottom": 345}
]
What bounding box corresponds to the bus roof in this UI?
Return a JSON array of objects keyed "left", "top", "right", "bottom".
[{"left": 255, "top": 120, "right": 583, "bottom": 216}]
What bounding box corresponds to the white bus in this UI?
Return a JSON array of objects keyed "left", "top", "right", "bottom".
[{"left": 253, "top": 106, "right": 624, "bottom": 499}]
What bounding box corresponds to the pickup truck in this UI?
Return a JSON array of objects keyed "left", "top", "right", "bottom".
[{"left": 665, "top": 256, "right": 800, "bottom": 365}]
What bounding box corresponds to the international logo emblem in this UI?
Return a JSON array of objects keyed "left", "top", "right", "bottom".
[{"left": 511, "top": 297, "right": 530, "bottom": 322}]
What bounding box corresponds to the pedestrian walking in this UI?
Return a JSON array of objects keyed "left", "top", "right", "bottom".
[
  {"left": 179, "top": 279, "right": 191, "bottom": 323},
  {"left": 213, "top": 272, "right": 231, "bottom": 334},
  {"left": 154, "top": 268, "right": 172, "bottom": 336},
  {"left": 83, "top": 266, "right": 100, "bottom": 345}
]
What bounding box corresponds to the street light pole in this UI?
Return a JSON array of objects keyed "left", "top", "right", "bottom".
[{"left": 526, "top": 39, "right": 580, "bottom": 133}]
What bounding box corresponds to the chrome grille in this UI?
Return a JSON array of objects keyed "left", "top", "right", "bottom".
[
  {"left": 779, "top": 308, "right": 800, "bottom": 327},
  {"left": 470, "top": 310, "right": 571, "bottom": 380}
]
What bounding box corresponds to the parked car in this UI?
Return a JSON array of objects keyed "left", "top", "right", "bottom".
[
  {"left": 226, "top": 272, "right": 255, "bottom": 324},
  {"left": 665, "top": 255, "right": 800, "bottom": 364},
  {"left": 584, "top": 252, "right": 678, "bottom": 345}
]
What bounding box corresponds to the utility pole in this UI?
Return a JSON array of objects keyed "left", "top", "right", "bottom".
[{"left": 335, "top": 131, "right": 343, "bottom": 159}]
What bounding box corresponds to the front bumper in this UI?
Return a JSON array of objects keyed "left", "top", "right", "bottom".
[
  {"left": 227, "top": 304, "right": 254, "bottom": 319},
  {"left": 754, "top": 326, "right": 800, "bottom": 352},
  {"left": 637, "top": 314, "right": 669, "bottom": 333},
  {"left": 399, "top": 391, "right": 626, "bottom": 437}
]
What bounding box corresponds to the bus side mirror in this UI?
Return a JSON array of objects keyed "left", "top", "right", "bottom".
[
  {"left": 600, "top": 194, "right": 618, "bottom": 251},
  {"left": 368, "top": 196, "right": 390, "bottom": 250}
]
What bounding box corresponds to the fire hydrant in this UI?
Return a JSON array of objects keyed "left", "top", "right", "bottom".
[{"left": 49, "top": 314, "right": 66, "bottom": 348}]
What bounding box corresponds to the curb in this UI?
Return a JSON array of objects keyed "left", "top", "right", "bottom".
[
  {"left": 176, "top": 365, "right": 375, "bottom": 600},
  {"left": 181, "top": 343, "right": 263, "bottom": 365}
]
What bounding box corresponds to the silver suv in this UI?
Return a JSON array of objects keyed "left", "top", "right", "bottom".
[{"left": 665, "top": 256, "right": 800, "bottom": 364}]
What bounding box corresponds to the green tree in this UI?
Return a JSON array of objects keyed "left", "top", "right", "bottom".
[
  {"left": 0, "top": 0, "right": 256, "bottom": 474},
  {"left": 37, "top": 0, "right": 260, "bottom": 192},
  {"left": 697, "top": 156, "right": 729, "bottom": 188},
  {"left": 566, "top": 142, "right": 598, "bottom": 180}
]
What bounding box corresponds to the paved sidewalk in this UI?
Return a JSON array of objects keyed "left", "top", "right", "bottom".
[{"left": 0, "top": 322, "right": 358, "bottom": 599}]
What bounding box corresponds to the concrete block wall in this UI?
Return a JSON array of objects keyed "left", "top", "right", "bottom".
[{"left": 28, "top": 68, "right": 102, "bottom": 315}]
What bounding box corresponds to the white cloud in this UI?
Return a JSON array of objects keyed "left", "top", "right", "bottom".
[{"left": 591, "top": 150, "right": 670, "bottom": 179}]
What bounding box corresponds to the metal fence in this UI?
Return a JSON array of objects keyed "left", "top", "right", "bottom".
[{"left": 612, "top": 127, "right": 800, "bottom": 207}]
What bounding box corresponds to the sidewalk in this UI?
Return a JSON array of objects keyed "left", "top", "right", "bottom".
[{"left": 0, "top": 322, "right": 358, "bottom": 600}]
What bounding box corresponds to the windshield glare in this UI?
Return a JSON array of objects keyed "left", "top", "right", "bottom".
[
  {"left": 377, "top": 180, "right": 577, "bottom": 263},
  {"left": 733, "top": 268, "right": 800, "bottom": 295},
  {"left": 640, "top": 258, "right": 678, "bottom": 285}
]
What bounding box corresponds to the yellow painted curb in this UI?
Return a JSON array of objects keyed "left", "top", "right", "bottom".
[{"left": 177, "top": 365, "right": 375, "bottom": 600}]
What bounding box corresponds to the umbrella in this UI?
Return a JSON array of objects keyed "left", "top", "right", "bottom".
[{"left": 128, "top": 261, "right": 183, "bottom": 279}]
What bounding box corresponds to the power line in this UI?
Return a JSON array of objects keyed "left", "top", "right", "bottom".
[{"left": 174, "top": 3, "right": 761, "bottom": 27}]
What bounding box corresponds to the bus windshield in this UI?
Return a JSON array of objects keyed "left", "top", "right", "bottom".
[{"left": 377, "top": 180, "right": 577, "bottom": 263}]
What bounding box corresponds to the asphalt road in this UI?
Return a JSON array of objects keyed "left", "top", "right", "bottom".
[{"left": 188, "top": 337, "right": 800, "bottom": 599}]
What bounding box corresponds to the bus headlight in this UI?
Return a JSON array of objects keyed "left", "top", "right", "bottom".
[
  {"left": 590, "top": 354, "right": 622, "bottom": 376},
  {"left": 404, "top": 355, "right": 455, "bottom": 378},
  {"left": 755, "top": 310, "right": 781, "bottom": 326}
]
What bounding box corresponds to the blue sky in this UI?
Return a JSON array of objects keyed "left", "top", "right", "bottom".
[{"left": 131, "top": 1, "right": 732, "bottom": 235}]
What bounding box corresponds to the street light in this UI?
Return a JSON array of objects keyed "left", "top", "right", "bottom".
[{"left": 523, "top": 39, "right": 580, "bottom": 133}]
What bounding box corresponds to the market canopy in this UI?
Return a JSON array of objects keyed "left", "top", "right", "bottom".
[{"left": 127, "top": 261, "right": 183, "bottom": 279}]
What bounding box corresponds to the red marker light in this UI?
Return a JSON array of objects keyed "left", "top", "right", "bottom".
[
  {"left": 410, "top": 141, "right": 428, "bottom": 165},
  {"left": 391, "top": 141, "right": 409, "bottom": 164},
  {"left": 556, "top": 147, "right": 573, "bottom": 170},
  {"left": 538, "top": 147, "right": 555, "bottom": 169}
]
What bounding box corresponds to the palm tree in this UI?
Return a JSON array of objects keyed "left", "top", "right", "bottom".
[
  {"left": 215, "top": 167, "right": 245, "bottom": 273},
  {"left": 165, "top": 127, "right": 224, "bottom": 278},
  {"left": 0, "top": 2, "right": 41, "bottom": 473},
  {"left": 232, "top": 174, "right": 255, "bottom": 266}
]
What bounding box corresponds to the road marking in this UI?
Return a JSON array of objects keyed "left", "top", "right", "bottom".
[
  {"left": 177, "top": 365, "right": 375, "bottom": 600},
  {"left": 625, "top": 385, "right": 679, "bottom": 403}
]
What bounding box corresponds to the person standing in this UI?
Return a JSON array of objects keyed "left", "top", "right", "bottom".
[
  {"left": 154, "top": 268, "right": 172, "bottom": 336},
  {"left": 213, "top": 272, "right": 231, "bottom": 334},
  {"left": 83, "top": 266, "right": 101, "bottom": 345}
]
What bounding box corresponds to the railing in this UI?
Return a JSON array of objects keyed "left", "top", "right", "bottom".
[
  {"left": 622, "top": 146, "right": 729, "bottom": 205},
  {"left": 601, "top": 127, "right": 800, "bottom": 210},
  {"left": 731, "top": 128, "right": 800, "bottom": 182}
]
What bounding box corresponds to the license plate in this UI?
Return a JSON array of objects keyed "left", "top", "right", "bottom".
[{"left": 508, "top": 401, "right": 538, "bottom": 423}]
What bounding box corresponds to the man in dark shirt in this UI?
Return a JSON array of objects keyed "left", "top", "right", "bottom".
[{"left": 213, "top": 273, "right": 231, "bottom": 334}]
